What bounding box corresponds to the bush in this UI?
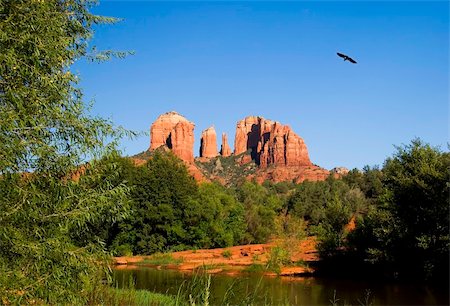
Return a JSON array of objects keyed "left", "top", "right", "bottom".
[
  {"left": 114, "top": 244, "right": 133, "bottom": 257},
  {"left": 348, "top": 139, "right": 450, "bottom": 281},
  {"left": 222, "top": 249, "right": 232, "bottom": 259},
  {"left": 266, "top": 246, "right": 291, "bottom": 275}
]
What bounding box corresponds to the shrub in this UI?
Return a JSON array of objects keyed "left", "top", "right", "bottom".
[
  {"left": 114, "top": 244, "right": 133, "bottom": 257},
  {"left": 222, "top": 249, "right": 232, "bottom": 259},
  {"left": 266, "top": 246, "right": 291, "bottom": 275}
]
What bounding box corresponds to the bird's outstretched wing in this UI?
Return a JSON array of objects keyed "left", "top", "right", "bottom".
[{"left": 337, "top": 52, "right": 357, "bottom": 64}]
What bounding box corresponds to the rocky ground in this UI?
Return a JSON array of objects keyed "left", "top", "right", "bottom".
[{"left": 114, "top": 237, "right": 318, "bottom": 276}]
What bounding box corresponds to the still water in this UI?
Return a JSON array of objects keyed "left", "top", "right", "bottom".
[{"left": 113, "top": 267, "right": 448, "bottom": 305}]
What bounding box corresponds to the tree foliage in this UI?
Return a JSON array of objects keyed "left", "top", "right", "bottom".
[
  {"left": 288, "top": 176, "right": 368, "bottom": 256},
  {"left": 0, "top": 0, "right": 129, "bottom": 174},
  {"left": 0, "top": 0, "right": 132, "bottom": 303},
  {"left": 349, "top": 139, "right": 450, "bottom": 280},
  {"left": 110, "top": 151, "right": 248, "bottom": 255},
  {"left": 104, "top": 139, "right": 449, "bottom": 282},
  {"left": 237, "top": 181, "right": 283, "bottom": 244},
  {"left": 113, "top": 151, "right": 198, "bottom": 254},
  {"left": 195, "top": 182, "right": 246, "bottom": 248},
  {"left": 343, "top": 166, "right": 384, "bottom": 202}
]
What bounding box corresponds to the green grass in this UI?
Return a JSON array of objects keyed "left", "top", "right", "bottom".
[
  {"left": 99, "top": 287, "right": 180, "bottom": 306},
  {"left": 137, "top": 253, "right": 183, "bottom": 266},
  {"left": 96, "top": 281, "right": 372, "bottom": 306},
  {"left": 195, "top": 263, "right": 226, "bottom": 271},
  {"left": 242, "top": 263, "right": 266, "bottom": 274}
]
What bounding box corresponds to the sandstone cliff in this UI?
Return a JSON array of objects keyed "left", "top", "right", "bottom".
[
  {"left": 143, "top": 111, "right": 340, "bottom": 185},
  {"left": 220, "top": 133, "right": 232, "bottom": 157},
  {"left": 199, "top": 126, "right": 218, "bottom": 158},
  {"left": 150, "top": 111, "right": 195, "bottom": 163},
  {"left": 234, "top": 116, "right": 311, "bottom": 167},
  {"left": 234, "top": 116, "right": 262, "bottom": 156}
]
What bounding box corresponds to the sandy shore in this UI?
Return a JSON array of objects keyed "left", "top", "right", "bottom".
[{"left": 114, "top": 237, "right": 318, "bottom": 276}]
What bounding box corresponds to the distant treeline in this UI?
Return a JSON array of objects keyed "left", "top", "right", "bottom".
[{"left": 73, "top": 139, "right": 449, "bottom": 283}]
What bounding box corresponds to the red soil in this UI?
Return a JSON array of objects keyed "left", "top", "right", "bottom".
[{"left": 114, "top": 237, "right": 318, "bottom": 276}]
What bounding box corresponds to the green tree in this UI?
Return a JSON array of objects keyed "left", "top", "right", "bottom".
[
  {"left": 343, "top": 166, "right": 384, "bottom": 203},
  {"left": 112, "top": 151, "right": 200, "bottom": 254},
  {"left": 288, "top": 176, "right": 369, "bottom": 257},
  {"left": 315, "top": 194, "right": 352, "bottom": 257},
  {"left": 0, "top": 0, "right": 131, "bottom": 303},
  {"left": 71, "top": 154, "right": 138, "bottom": 248},
  {"left": 194, "top": 183, "right": 246, "bottom": 248},
  {"left": 237, "top": 181, "right": 282, "bottom": 243},
  {"left": 289, "top": 176, "right": 367, "bottom": 227},
  {"left": 349, "top": 139, "right": 449, "bottom": 280},
  {"left": 111, "top": 152, "right": 248, "bottom": 254},
  {"left": 383, "top": 139, "right": 449, "bottom": 279}
]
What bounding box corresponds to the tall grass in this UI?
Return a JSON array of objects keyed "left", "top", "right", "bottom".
[
  {"left": 137, "top": 252, "right": 183, "bottom": 266},
  {"left": 177, "top": 266, "right": 290, "bottom": 306},
  {"left": 100, "top": 288, "right": 178, "bottom": 305},
  {"left": 88, "top": 274, "right": 181, "bottom": 305},
  {"left": 329, "top": 289, "right": 373, "bottom": 306},
  {"left": 93, "top": 267, "right": 373, "bottom": 306}
]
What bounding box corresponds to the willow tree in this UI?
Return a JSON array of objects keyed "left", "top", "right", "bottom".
[{"left": 0, "top": 0, "right": 132, "bottom": 303}]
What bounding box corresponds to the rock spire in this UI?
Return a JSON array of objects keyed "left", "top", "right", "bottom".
[
  {"left": 200, "top": 126, "right": 218, "bottom": 158},
  {"left": 149, "top": 111, "right": 195, "bottom": 163}
]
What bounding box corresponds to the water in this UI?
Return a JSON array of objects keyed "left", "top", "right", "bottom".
[{"left": 113, "top": 267, "right": 448, "bottom": 305}]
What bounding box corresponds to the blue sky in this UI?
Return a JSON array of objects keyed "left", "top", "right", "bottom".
[{"left": 75, "top": 1, "right": 449, "bottom": 170}]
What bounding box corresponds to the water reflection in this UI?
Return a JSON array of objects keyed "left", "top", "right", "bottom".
[{"left": 113, "top": 267, "right": 447, "bottom": 305}]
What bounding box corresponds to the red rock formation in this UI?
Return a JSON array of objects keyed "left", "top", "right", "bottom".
[
  {"left": 234, "top": 116, "right": 311, "bottom": 168},
  {"left": 150, "top": 111, "right": 195, "bottom": 163},
  {"left": 145, "top": 111, "right": 334, "bottom": 184},
  {"left": 259, "top": 124, "right": 311, "bottom": 167},
  {"left": 200, "top": 126, "right": 218, "bottom": 158},
  {"left": 234, "top": 116, "right": 262, "bottom": 156},
  {"left": 187, "top": 164, "right": 208, "bottom": 182},
  {"left": 220, "top": 133, "right": 232, "bottom": 157}
]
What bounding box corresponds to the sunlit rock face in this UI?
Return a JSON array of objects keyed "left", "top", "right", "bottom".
[
  {"left": 220, "top": 133, "right": 232, "bottom": 157},
  {"left": 200, "top": 126, "right": 218, "bottom": 158},
  {"left": 150, "top": 111, "right": 195, "bottom": 163},
  {"left": 234, "top": 116, "right": 262, "bottom": 156},
  {"left": 148, "top": 111, "right": 331, "bottom": 184},
  {"left": 234, "top": 116, "right": 312, "bottom": 167}
]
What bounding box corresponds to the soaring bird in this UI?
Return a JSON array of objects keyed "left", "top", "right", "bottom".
[{"left": 337, "top": 52, "right": 357, "bottom": 64}]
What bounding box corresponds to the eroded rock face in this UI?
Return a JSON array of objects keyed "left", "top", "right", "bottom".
[
  {"left": 234, "top": 116, "right": 263, "bottom": 156},
  {"left": 234, "top": 116, "right": 311, "bottom": 168},
  {"left": 147, "top": 111, "right": 333, "bottom": 184},
  {"left": 150, "top": 111, "right": 195, "bottom": 163},
  {"left": 200, "top": 126, "right": 218, "bottom": 158},
  {"left": 220, "top": 133, "right": 232, "bottom": 157}
]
